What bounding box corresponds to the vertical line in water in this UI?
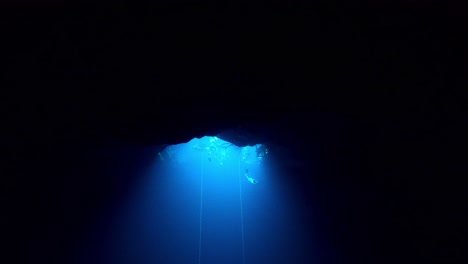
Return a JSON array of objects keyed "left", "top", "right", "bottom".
[
  {"left": 198, "top": 151, "right": 203, "bottom": 264},
  {"left": 239, "top": 157, "right": 246, "bottom": 264}
]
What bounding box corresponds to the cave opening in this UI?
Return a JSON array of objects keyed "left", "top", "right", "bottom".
[{"left": 76, "top": 134, "right": 314, "bottom": 264}]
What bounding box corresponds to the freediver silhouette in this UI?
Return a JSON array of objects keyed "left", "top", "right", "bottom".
[{"left": 244, "top": 169, "right": 257, "bottom": 184}]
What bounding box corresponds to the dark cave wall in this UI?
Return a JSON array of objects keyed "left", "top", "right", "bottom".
[{"left": 1, "top": 1, "right": 465, "bottom": 263}]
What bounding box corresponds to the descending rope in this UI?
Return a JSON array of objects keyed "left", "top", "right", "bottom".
[
  {"left": 198, "top": 151, "right": 204, "bottom": 264},
  {"left": 238, "top": 157, "right": 246, "bottom": 264}
]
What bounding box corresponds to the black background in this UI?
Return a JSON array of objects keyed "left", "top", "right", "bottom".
[{"left": 1, "top": 1, "right": 466, "bottom": 263}]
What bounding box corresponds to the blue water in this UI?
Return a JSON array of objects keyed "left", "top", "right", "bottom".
[{"left": 78, "top": 137, "right": 317, "bottom": 264}]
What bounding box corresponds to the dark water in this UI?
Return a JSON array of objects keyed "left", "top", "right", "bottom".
[{"left": 77, "top": 137, "right": 318, "bottom": 264}]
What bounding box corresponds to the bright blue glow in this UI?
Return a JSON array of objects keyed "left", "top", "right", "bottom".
[
  {"left": 155, "top": 136, "right": 269, "bottom": 264},
  {"left": 158, "top": 136, "right": 267, "bottom": 185},
  {"left": 78, "top": 136, "right": 318, "bottom": 264}
]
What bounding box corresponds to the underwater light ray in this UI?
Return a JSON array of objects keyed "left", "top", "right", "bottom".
[{"left": 148, "top": 136, "right": 271, "bottom": 263}]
